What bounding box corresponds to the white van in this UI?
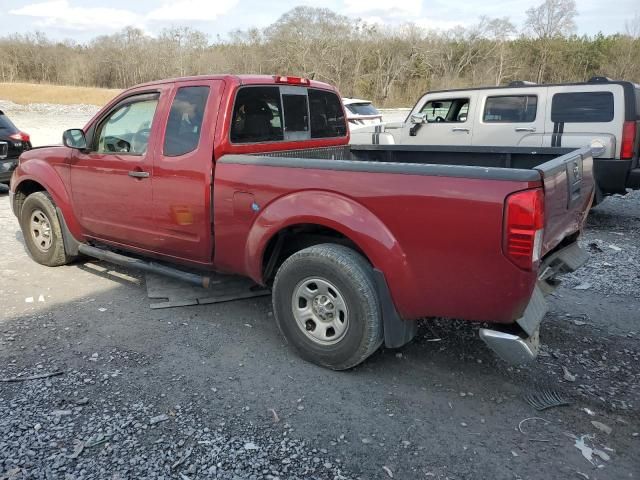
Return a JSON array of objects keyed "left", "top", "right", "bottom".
[{"left": 351, "top": 77, "right": 640, "bottom": 196}]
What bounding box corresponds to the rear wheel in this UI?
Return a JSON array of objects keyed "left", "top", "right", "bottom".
[
  {"left": 19, "top": 192, "right": 73, "bottom": 266},
  {"left": 272, "top": 244, "right": 383, "bottom": 370}
]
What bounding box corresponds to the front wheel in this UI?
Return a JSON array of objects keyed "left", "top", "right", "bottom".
[
  {"left": 272, "top": 244, "right": 383, "bottom": 370},
  {"left": 19, "top": 192, "right": 73, "bottom": 267}
]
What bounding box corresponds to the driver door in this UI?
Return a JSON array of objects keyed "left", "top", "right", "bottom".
[
  {"left": 70, "top": 92, "right": 162, "bottom": 250},
  {"left": 399, "top": 93, "right": 476, "bottom": 146}
]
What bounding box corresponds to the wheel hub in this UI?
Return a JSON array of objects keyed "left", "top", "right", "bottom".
[
  {"left": 292, "top": 277, "right": 349, "bottom": 345},
  {"left": 29, "top": 209, "right": 53, "bottom": 252}
]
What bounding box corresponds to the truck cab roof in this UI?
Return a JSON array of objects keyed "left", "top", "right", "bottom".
[{"left": 130, "top": 74, "right": 339, "bottom": 92}]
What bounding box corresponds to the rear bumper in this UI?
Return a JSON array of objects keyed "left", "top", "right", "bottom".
[
  {"left": 480, "top": 242, "right": 589, "bottom": 365},
  {"left": 593, "top": 158, "right": 633, "bottom": 194}
]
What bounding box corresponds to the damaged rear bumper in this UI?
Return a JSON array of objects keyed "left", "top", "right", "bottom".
[{"left": 480, "top": 242, "right": 589, "bottom": 365}]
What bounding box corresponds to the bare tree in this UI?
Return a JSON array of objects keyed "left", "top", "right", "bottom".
[
  {"left": 525, "top": 0, "right": 577, "bottom": 82},
  {"left": 0, "top": 6, "right": 638, "bottom": 107}
]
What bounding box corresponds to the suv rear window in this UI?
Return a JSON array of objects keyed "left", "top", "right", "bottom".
[
  {"left": 0, "top": 113, "right": 18, "bottom": 133},
  {"left": 346, "top": 103, "right": 379, "bottom": 116},
  {"left": 551, "top": 91, "right": 614, "bottom": 123},
  {"left": 230, "top": 86, "right": 346, "bottom": 144},
  {"left": 483, "top": 95, "right": 537, "bottom": 123}
]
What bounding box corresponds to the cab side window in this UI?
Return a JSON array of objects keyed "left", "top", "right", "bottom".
[
  {"left": 164, "top": 86, "right": 210, "bottom": 157},
  {"left": 231, "top": 87, "right": 284, "bottom": 143},
  {"left": 420, "top": 98, "right": 469, "bottom": 123},
  {"left": 95, "top": 95, "right": 159, "bottom": 155},
  {"left": 483, "top": 95, "right": 537, "bottom": 123}
]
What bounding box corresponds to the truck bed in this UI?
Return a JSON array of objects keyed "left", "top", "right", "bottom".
[{"left": 215, "top": 144, "right": 594, "bottom": 322}]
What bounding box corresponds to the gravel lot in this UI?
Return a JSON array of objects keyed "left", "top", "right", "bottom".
[{"left": 1, "top": 104, "right": 639, "bottom": 479}]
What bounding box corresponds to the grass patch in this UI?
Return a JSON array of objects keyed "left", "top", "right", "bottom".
[{"left": 0, "top": 82, "right": 121, "bottom": 106}]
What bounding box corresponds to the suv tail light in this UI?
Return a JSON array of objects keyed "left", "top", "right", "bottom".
[
  {"left": 621, "top": 121, "right": 636, "bottom": 159},
  {"left": 274, "top": 76, "right": 311, "bottom": 86},
  {"left": 9, "top": 131, "right": 30, "bottom": 143},
  {"left": 504, "top": 188, "right": 545, "bottom": 271}
]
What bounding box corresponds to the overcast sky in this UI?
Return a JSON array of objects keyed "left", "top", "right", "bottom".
[{"left": 2, "top": 0, "right": 638, "bottom": 42}]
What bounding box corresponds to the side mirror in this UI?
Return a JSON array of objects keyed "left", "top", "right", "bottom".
[
  {"left": 63, "top": 129, "right": 87, "bottom": 150},
  {"left": 410, "top": 113, "right": 427, "bottom": 125}
]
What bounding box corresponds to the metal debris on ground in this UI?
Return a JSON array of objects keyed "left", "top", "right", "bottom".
[
  {"left": 0, "top": 370, "right": 64, "bottom": 382},
  {"left": 517, "top": 417, "right": 551, "bottom": 443},
  {"left": 524, "top": 389, "right": 571, "bottom": 411},
  {"left": 382, "top": 465, "right": 394, "bottom": 478},
  {"left": 590, "top": 421, "right": 612, "bottom": 435},
  {"left": 145, "top": 271, "right": 269, "bottom": 309},
  {"left": 562, "top": 366, "right": 577, "bottom": 382},
  {"left": 567, "top": 434, "right": 611, "bottom": 466},
  {"left": 150, "top": 414, "right": 170, "bottom": 425},
  {"left": 268, "top": 408, "right": 280, "bottom": 423}
]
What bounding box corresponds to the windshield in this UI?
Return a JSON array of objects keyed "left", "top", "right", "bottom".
[{"left": 346, "top": 103, "right": 379, "bottom": 116}]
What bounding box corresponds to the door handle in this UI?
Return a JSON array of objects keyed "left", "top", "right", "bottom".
[
  {"left": 515, "top": 127, "right": 536, "bottom": 132},
  {"left": 128, "top": 170, "right": 150, "bottom": 179},
  {"left": 452, "top": 127, "right": 470, "bottom": 133}
]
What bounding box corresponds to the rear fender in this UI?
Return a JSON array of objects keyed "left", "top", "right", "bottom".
[
  {"left": 245, "top": 190, "right": 412, "bottom": 300},
  {"left": 13, "top": 161, "right": 83, "bottom": 241}
]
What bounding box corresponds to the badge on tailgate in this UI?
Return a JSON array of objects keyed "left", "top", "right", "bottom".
[{"left": 565, "top": 154, "right": 583, "bottom": 208}]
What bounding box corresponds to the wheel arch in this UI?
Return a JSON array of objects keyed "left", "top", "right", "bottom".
[
  {"left": 245, "top": 190, "right": 409, "bottom": 287},
  {"left": 244, "top": 191, "right": 418, "bottom": 348},
  {"left": 13, "top": 169, "right": 83, "bottom": 241}
]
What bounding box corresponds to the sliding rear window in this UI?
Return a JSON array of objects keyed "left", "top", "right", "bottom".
[
  {"left": 230, "top": 86, "right": 346, "bottom": 143},
  {"left": 551, "top": 91, "right": 614, "bottom": 123}
]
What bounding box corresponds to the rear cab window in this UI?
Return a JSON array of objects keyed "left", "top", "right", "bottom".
[
  {"left": 483, "top": 95, "right": 537, "bottom": 122},
  {"left": 230, "top": 86, "right": 346, "bottom": 144},
  {"left": 551, "top": 92, "right": 614, "bottom": 123}
]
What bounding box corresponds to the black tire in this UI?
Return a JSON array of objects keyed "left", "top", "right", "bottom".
[
  {"left": 272, "top": 243, "right": 383, "bottom": 370},
  {"left": 19, "top": 191, "right": 73, "bottom": 267}
]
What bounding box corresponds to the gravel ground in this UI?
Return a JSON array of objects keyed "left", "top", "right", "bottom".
[
  {"left": 2, "top": 187, "right": 639, "bottom": 480},
  {"left": 1, "top": 105, "right": 639, "bottom": 479},
  {"left": 563, "top": 190, "right": 640, "bottom": 296}
]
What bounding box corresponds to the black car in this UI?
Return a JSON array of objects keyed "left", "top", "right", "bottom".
[{"left": 0, "top": 110, "right": 31, "bottom": 184}]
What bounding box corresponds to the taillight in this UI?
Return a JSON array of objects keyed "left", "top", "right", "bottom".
[
  {"left": 621, "top": 121, "right": 636, "bottom": 159},
  {"left": 504, "top": 188, "right": 545, "bottom": 271},
  {"left": 274, "top": 75, "right": 311, "bottom": 86},
  {"left": 9, "top": 131, "right": 30, "bottom": 143}
]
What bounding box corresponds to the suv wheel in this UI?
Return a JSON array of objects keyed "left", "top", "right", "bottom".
[
  {"left": 272, "top": 244, "right": 383, "bottom": 370},
  {"left": 20, "top": 192, "right": 73, "bottom": 266}
]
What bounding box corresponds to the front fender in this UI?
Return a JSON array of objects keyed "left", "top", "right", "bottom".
[
  {"left": 13, "top": 159, "right": 83, "bottom": 241},
  {"left": 245, "top": 190, "right": 413, "bottom": 312}
]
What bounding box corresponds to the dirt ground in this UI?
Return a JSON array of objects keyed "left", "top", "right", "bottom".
[{"left": 1, "top": 106, "right": 639, "bottom": 480}]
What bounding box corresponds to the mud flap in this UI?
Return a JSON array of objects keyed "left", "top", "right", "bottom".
[{"left": 373, "top": 269, "right": 417, "bottom": 348}]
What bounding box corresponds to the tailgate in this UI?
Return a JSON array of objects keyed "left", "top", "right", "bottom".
[{"left": 535, "top": 147, "right": 595, "bottom": 256}]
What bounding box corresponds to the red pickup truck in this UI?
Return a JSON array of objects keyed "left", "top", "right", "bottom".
[{"left": 10, "top": 75, "right": 594, "bottom": 370}]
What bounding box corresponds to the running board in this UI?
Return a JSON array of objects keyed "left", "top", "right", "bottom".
[{"left": 77, "top": 244, "right": 214, "bottom": 288}]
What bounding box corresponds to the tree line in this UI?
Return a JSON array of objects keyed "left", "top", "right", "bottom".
[{"left": 0, "top": 1, "right": 638, "bottom": 107}]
